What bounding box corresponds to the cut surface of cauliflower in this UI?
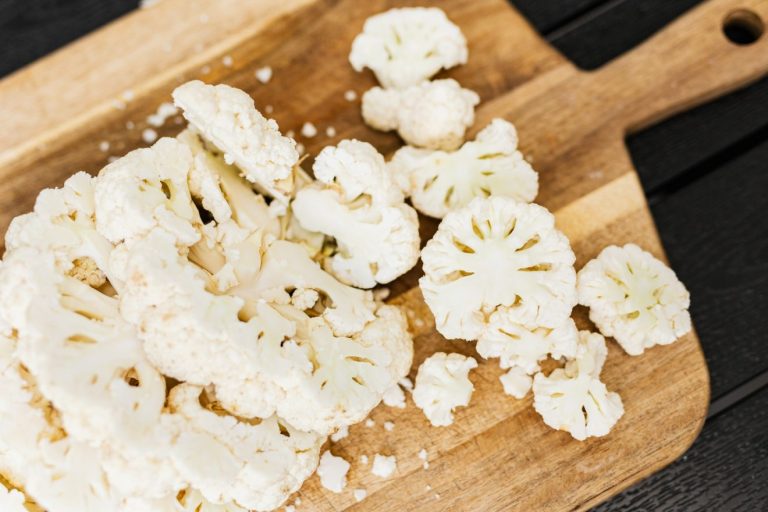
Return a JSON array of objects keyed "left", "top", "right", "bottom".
[
  {"left": 532, "top": 331, "right": 624, "bottom": 441},
  {"left": 316, "top": 450, "right": 350, "bottom": 493},
  {"left": 389, "top": 119, "right": 539, "bottom": 218},
  {"left": 412, "top": 352, "right": 477, "bottom": 427},
  {"left": 291, "top": 140, "right": 420, "bottom": 288},
  {"left": 173, "top": 80, "right": 299, "bottom": 202},
  {"left": 419, "top": 196, "right": 576, "bottom": 341},
  {"left": 362, "top": 79, "right": 479, "bottom": 150},
  {"left": 349, "top": 7, "right": 468, "bottom": 89},
  {"left": 577, "top": 244, "right": 692, "bottom": 355}
]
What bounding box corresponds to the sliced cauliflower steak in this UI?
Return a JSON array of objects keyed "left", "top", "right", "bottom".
[
  {"left": 577, "top": 244, "right": 692, "bottom": 355},
  {"left": 533, "top": 331, "right": 624, "bottom": 440},
  {"left": 412, "top": 352, "right": 477, "bottom": 427},
  {"left": 173, "top": 80, "right": 299, "bottom": 202},
  {"left": 291, "top": 140, "right": 420, "bottom": 288},
  {"left": 362, "top": 79, "right": 479, "bottom": 150},
  {"left": 419, "top": 196, "right": 576, "bottom": 341},
  {"left": 349, "top": 7, "right": 468, "bottom": 89},
  {"left": 390, "top": 119, "right": 539, "bottom": 218}
]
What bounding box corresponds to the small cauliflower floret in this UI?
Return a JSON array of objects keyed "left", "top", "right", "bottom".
[
  {"left": 316, "top": 450, "right": 350, "bottom": 493},
  {"left": 94, "top": 137, "right": 201, "bottom": 247},
  {"left": 0, "top": 483, "right": 27, "bottom": 512},
  {"left": 477, "top": 313, "right": 578, "bottom": 374},
  {"left": 532, "top": 331, "right": 624, "bottom": 441},
  {"left": 577, "top": 244, "right": 692, "bottom": 355},
  {"left": 167, "top": 384, "right": 323, "bottom": 512},
  {"left": 362, "top": 79, "right": 479, "bottom": 150},
  {"left": 419, "top": 197, "right": 576, "bottom": 341},
  {"left": 389, "top": 119, "right": 539, "bottom": 218},
  {"left": 499, "top": 366, "right": 533, "bottom": 399},
  {"left": 291, "top": 140, "right": 420, "bottom": 288},
  {"left": 349, "top": 7, "right": 468, "bottom": 89},
  {"left": 173, "top": 80, "right": 299, "bottom": 202},
  {"left": 412, "top": 352, "right": 477, "bottom": 427},
  {"left": 370, "top": 454, "right": 397, "bottom": 478}
]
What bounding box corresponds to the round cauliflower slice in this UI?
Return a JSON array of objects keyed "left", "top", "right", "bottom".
[
  {"left": 577, "top": 244, "right": 692, "bottom": 355},
  {"left": 291, "top": 140, "right": 420, "bottom": 288},
  {"left": 412, "top": 352, "right": 477, "bottom": 427},
  {"left": 167, "top": 384, "right": 323, "bottom": 512},
  {"left": 349, "top": 7, "right": 468, "bottom": 89},
  {"left": 532, "top": 331, "right": 624, "bottom": 441},
  {"left": 389, "top": 118, "right": 539, "bottom": 218},
  {"left": 173, "top": 80, "right": 299, "bottom": 202},
  {"left": 362, "top": 79, "right": 479, "bottom": 150},
  {"left": 419, "top": 196, "right": 576, "bottom": 341}
]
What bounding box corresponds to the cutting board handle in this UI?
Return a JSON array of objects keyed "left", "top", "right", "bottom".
[{"left": 594, "top": 0, "right": 768, "bottom": 133}]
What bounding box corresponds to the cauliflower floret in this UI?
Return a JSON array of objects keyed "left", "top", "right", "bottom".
[
  {"left": 316, "top": 450, "right": 350, "bottom": 493},
  {"left": 499, "top": 366, "right": 533, "bottom": 399},
  {"left": 173, "top": 489, "right": 249, "bottom": 512},
  {"left": 577, "top": 244, "right": 692, "bottom": 355},
  {"left": 173, "top": 80, "right": 299, "bottom": 202},
  {"left": 389, "top": 119, "right": 539, "bottom": 218},
  {"left": 291, "top": 140, "right": 420, "bottom": 288},
  {"left": 362, "top": 79, "right": 479, "bottom": 150},
  {"left": 0, "top": 483, "right": 27, "bottom": 512},
  {"left": 349, "top": 7, "right": 468, "bottom": 89},
  {"left": 167, "top": 384, "right": 323, "bottom": 511},
  {"left": 532, "top": 331, "right": 624, "bottom": 441},
  {"left": 412, "top": 352, "right": 477, "bottom": 427},
  {"left": 477, "top": 313, "right": 578, "bottom": 374},
  {"left": 419, "top": 197, "right": 576, "bottom": 341}
]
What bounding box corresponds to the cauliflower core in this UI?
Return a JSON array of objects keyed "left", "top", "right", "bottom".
[
  {"left": 349, "top": 7, "right": 468, "bottom": 89},
  {"left": 532, "top": 331, "right": 624, "bottom": 440},
  {"left": 412, "top": 352, "right": 477, "bottom": 427},
  {"left": 291, "top": 140, "right": 420, "bottom": 288},
  {"left": 419, "top": 196, "right": 576, "bottom": 341},
  {"left": 362, "top": 79, "right": 479, "bottom": 150},
  {"left": 577, "top": 244, "right": 692, "bottom": 355},
  {"left": 389, "top": 119, "right": 539, "bottom": 219}
]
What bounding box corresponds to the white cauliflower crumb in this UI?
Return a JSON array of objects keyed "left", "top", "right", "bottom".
[
  {"left": 533, "top": 331, "right": 624, "bottom": 440},
  {"left": 265, "top": 104, "right": 274, "bottom": 114},
  {"left": 147, "top": 101, "right": 179, "bottom": 127},
  {"left": 142, "top": 128, "right": 158, "bottom": 143},
  {"left": 577, "top": 244, "right": 691, "bottom": 355},
  {"left": 382, "top": 383, "right": 406, "bottom": 408},
  {"left": 330, "top": 424, "right": 349, "bottom": 442},
  {"left": 390, "top": 118, "right": 538, "bottom": 219},
  {"left": 371, "top": 454, "right": 397, "bottom": 478},
  {"left": 126, "top": 120, "right": 135, "bottom": 130},
  {"left": 383, "top": 421, "right": 394, "bottom": 431},
  {"left": 350, "top": 7, "right": 468, "bottom": 89},
  {"left": 344, "top": 89, "right": 357, "bottom": 102},
  {"left": 222, "top": 55, "right": 233, "bottom": 67},
  {"left": 354, "top": 488, "right": 367, "bottom": 502},
  {"left": 365, "top": 419, "right": 375, "bottom": 428},
  {"left": 325, "top": 126, "right": 337, "bottom": 137},
  {"left": 99, "top": 140, "right": 110, "bottom": 152},
  {"left": 418, "top": 448, "right": 429, "bottom": 469},
  {"left": 500, "top": 366, "right": 533, "bottom": 399},
  {"left": 413, "top": 352, "right": 477, "bottom": 426},
  {"left": 255, "top": 66, "right": 273, "bottom": 83},
  {"left": 360, "top": 454, "right": 369, "bottom": 465},
  {"left": 301, "top": 122, "right": 318, "bottom": 138},
  {"left": 317, "top": 451, "right": 350, "bottom": 493},
  {"left": 399, "top": 377, "right": 414, "bottom": 391},
  {"left": 362, "top": 79, "right": 479, "bottom": 150}
]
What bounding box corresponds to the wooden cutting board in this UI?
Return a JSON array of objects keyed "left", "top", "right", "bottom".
[{"left": 2, "top": 0, "right": 768, "bottom": 510}]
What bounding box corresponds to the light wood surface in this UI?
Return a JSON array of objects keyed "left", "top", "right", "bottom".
[{"left": 2, "top": 0, "right": 768, "bottom": 509}]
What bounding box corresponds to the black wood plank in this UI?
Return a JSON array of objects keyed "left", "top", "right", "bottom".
[
  {"left": 596, "top": 387, "right": 768, "bottom": 511},
  {"left": 650, "top": 138, "right": 768, "bottom": 400},
  {"left": 510, "top": 0, "right": 607, "bottom": 34}
]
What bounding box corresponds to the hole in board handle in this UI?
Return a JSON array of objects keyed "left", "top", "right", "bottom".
[{"left": 723, "top": 9, "right": 764, "bottom": 45}]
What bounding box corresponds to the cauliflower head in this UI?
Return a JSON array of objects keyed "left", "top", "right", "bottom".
[
  {"left": 291, "top": 140, "right": 420, "bottom": 288},
  {"left": 173, "top": 80, "right": 299, "bottom": 202},
  {"left": 362, "top": 79, "right": 479, "bottom": 150},
  {"left": 349, "top": 7, "right": 468, "bottom": 89},
  {"left": 532, "top": 331, "right": 624, "bottom": 440},
  {"left": 389, "top": 118, "right": 539, "bottom": 218},
  {"left": 577, "top": 244, "right": 692, "bottom": 355},
  {"left": 419, "top": 196, "right": 576, "bottom": 341},
  {"left": 412, "top": 352, "right": 477, "bottom": 427}
]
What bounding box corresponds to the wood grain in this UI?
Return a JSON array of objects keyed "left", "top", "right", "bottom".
[{"left": 3, "top": 0, "right": 767, "bottom": 509}]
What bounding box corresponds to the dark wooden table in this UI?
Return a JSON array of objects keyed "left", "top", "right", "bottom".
[{"left": 1, "top": 0, "right": 766, "bottom": 510}]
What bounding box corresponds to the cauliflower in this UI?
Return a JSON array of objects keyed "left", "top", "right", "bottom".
[
  {"left": 532, "top": 331, "right": 624, "bottom": 440},
  {"left": 499, "top": 366, "right": 533, "bottom": 399},
  {"left": 0, "top": 483, "right": 27, "bottom": 512},
  {"left": 316, "top": 450, "right": 350, "bottom": 493},
  {"left": 173, "top": 80, "right": 299, "bottom": 202},
  {"left": 291, "top": 140, "right": 420, "bottom": 288},
  {"left": 577, "top": 244, "right": 692, "bottom": 355},
  {"left": 389, "top": 119, "right": 539, "bottom": 218},
  {"left": 349, "top": 7, "right": 468, "bottom": 89},
  {"left": 412, "top": 352, "right": 477, "bottom": 427},
  {"left": 419, "top": 196, "right": 576, "bottom": 341},
  {"left": 362, "top": 79, "right": 479, "bottom": 150}
]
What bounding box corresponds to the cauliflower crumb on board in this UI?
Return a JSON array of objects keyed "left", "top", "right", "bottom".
[
  {"left": 222, "top": 55, "right": 234, "bottom": 67},
  {"left": 325, "top": 126, "right": 337, "bottom": 137},
  {"left": 360, "top": 454, "right": 369, "bottom": 465},
  {"left": 418, "top": 448, "right": 429, "bottom": 469},
  {"left": 147, "top": 101, "right": 179, "bottom": 127},
  {"left": 301, "top": 122, "right": 318, "bottom": 138},
  {"left": 141, "top": 127, "right": 158, "bottom": 143},
  {"left": 365, "top": 418, "right": 376, "bottom": 428},
  {"left": 317, "top": 451, "right": 351, "bottom": 493},
  {"left": 371, "top": 454, "right": 397, "bottom": 478},
  {"left": 255, "top": 65, "right": 273, "bottom": 84},
  {"left": 382, "top": 382, "right": 406, "bottom": 408},
  {"left": 577, "top": 244, "right": 691, "bottom": 355},
  {"left": 413, "top": 352, "right": 477, "bottom": 427},
  {"left": 99, "top": 140, "right": 110, "bottom": 152},
  {"left": 383, "top": 421, "right": 395, "bottom": 431},
  {"left": 344, "top": 89, "right": 358, "bottom": 101},
  {"left": 354, "top": 488, "right": 368, "bottom": 502}
]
